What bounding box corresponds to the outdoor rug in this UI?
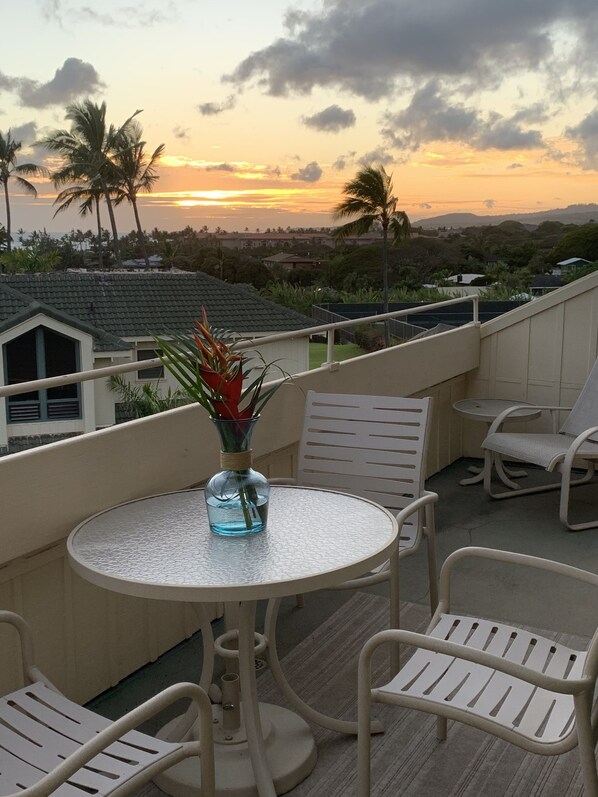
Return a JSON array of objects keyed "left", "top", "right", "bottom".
[{"left": 139, "top": 593, "right": 591, "bottom": 796}]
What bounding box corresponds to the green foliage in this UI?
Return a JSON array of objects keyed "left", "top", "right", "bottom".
[
  {"left": 354, "top": 325, "right": 386, "bottom": 352},
  {"left": 562, "top": 262, "right": 598, "bottom": 283},
  {"left": 0, "top": 247, "right": 59, "bottom": 273},
  {"left": 260, "top": 283, "right": 341, "bottom": 316},
  {"left": 108, "top": 374, "right": 188, "bottom": 418},
  {"left": 549, "top": 224, "right": 598, "bottom": 263}
]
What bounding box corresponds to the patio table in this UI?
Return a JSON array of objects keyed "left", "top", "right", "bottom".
[
  {"left": 453, "top": 398, "right": 541, "bottom": 485},
  {"left": 67, "top": 485, "right": 398, "bottom": 797}
]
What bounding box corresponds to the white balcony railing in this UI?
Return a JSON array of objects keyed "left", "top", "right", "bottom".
[{"left": 0, "top": 295, "right": 479, "bottom": 401}]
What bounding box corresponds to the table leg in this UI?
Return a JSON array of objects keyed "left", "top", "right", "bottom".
[
  {"left": 263, "top": 598, "right": 384, "bottom": 736},
  {"left": 238, "top": 601, "right": 276, "bottom": 797},
  {"left": 155, "top": 600, "right": 316, "bottom": 797}
]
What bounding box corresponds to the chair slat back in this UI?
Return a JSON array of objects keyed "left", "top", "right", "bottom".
[
  {"left": 560, "top": 357, "right": 598, "bottom": 437},
  {"left": 296, "top": 391, "right": 432, "bottom": 513}
]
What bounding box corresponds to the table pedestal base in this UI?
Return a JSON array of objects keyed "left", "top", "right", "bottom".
[{"left": 155, "top": 703, "right": 317, "bottom": 797}]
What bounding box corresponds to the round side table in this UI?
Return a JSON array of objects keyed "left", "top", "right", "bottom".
[{"left": 453, "top": 398, "right": 541, "bottom": 486}]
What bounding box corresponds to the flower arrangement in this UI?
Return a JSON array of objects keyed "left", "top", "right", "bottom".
[
  {"left": 154, "top": 308, "right": 284, "bottom": 421},
  {"left": 154, "top": 309, "right": 285, "bottom": 535}
]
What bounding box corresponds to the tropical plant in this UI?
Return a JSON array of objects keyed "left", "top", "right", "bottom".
[
  {"left": 39, "top": 100, "right": 141, "bottom": 267},
  {"left": 0, "top": 130, "right": 41, "bottom": 252},
  {"left": 108, "top": 374, "right": 188, "bottom": 419},
  {"left": 111, "top": 121, "right": 165, "bottom": 267},
  {"left": 333, "top": 165, "right": 410, "bottom": 345},
  {"left": 0, "top": 247, "right": 59, "bottom": 273}
]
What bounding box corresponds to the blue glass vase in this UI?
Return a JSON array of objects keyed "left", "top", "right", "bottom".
[{"left": 205, "top": 416, "right": 270, "bottom": 536}]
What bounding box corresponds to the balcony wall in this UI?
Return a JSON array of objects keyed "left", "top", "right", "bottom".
[
  {"left": 0, "top": 322, "right": 479, "bottom": 702},
  {"left": 460, "top": 270, "right": 598, "bottom": 456}
]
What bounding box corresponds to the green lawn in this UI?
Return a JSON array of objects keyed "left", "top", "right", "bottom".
[{"left": 309, "top": 342, "right": 364, "bottom": 369}]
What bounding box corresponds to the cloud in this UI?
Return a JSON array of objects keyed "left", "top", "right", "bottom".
[
  {"left": 10, "top": 122, "right": 38, "bottom": 146},
  {"left": 290, "top": 161, "right": 322, "bottom": 182},
  {"left": 566, "top": 107, "right": 598, "bottom": 168},
  {"left": 39, "top": 0, "right": 177, "bottom": 27},
  {"left": 173, "top": 126, "right": 190, "bottom": 141},
  {"left": 332, "top": 151, "right": 356, "bottom": 170},
  {"left": 419, "top": 202, "right": 433, "bottom": 209},
  {"left": 382, "top": 80, "right": 543, "bottom": 152},
  {"left": 484, "top": 199, "right": 495, "bottom": 208},
  {"left": 205, "top": 163, "right": 235, "bottom": 172},
  {"left": 197, "top": 95, "right": 236, "bottom": 116},
  {"left": 302, "top": 104, "right": 356, "bottom": 133},
  {"left": 507, "top": 162, "right": 524, "bottom": 169},
  {"left": 1, "top": 58, "right": 105, "bottom": 109},
  {"left": 358, "top": 147, "right": 395, "bottom": 167},
  {"left": 224, "top": 0, "right": 598, "bottom": 101}
]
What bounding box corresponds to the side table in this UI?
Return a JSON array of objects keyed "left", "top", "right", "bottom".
[{"left": 453, "top": 398, "right": 541, "bottom": 486}]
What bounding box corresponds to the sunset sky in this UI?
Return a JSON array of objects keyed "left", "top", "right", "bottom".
[{"left": 4, "top": 0, "right": 598, "bottom": 234}]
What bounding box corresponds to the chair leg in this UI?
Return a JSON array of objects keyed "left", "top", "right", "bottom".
[
  {"left": 357, "top": 658, "right": 374, "bottom": 797},
  {"left": 560, "top": 463, "right": 598, "bottom": 531},
  {"left": 436, "top": 716, "right": 447, "bottom": 741},
  {"left": 424, "top": 503, "right": 438, "bottom": 613},
  {"left": 575, "top": 694, "right": 598, "bottom": 797}
]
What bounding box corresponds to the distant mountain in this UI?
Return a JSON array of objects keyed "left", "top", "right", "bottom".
[{"left": 414, "top": 203, "right": 598, "bottom": 229}]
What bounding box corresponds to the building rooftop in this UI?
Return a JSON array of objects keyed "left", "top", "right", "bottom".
[{"left": 0, "top": 272, "right": 314, "bottom": 350}]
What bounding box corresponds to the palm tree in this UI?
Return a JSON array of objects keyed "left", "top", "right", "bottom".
[
  {"left": 111, "top": 121, "right": 165, "bottom": 267},
  {"left": 53, "top": 181, "right": 106, "bottom": 269},
  {"left": 333, "top": 165, "right": 411, "bottom": 346},
  {"left": 39, "top": 100, "right": 141, "bottom": 267},
  {"left": 0, "top": 131, "right": 41, "bottom": 252}
]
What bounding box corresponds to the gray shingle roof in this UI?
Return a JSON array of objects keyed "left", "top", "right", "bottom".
[{"left": 0, "top": 272, "right": 314, "bottom": 351}]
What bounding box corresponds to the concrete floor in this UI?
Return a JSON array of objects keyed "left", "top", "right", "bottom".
[{"left": 88, "top": 457, "right": 598, "bottom": 730}]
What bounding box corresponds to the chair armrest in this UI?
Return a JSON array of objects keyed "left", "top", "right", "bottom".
[
  {"left": 487, "top": 405, "right": 572, "bottom": 435},
  {"left": 360, "top": 628, "right": 594, "bottom": 696},
  {"left": 25, "top": 682, "right": 214, "bottom": 797},
  {"left": 0, "top": 610, "right": 40, "bottom": 687},
  {"left": 562, "top": 426, "right": 598, "bottom": 469},
  {"left": 436, "top": 546, "right": 598, "bottom": 616},
  {"left": 394, "top": 490, "right": 438, "bottom": 529}
]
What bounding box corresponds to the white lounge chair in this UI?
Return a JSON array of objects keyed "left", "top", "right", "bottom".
[
  {"left": 274, "top": 390, "right": 438, "bottom": 611},
  {"left": 357, "top": 546, "right": 598, "bottom": 797},
  {"left": 482, "top": 358, "right": 598, "bottom": 530},
  {"left": 0, "top": 610, "right": 215, "bottom": 797}
]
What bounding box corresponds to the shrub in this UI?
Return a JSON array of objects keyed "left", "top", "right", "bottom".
[{"left": 354, "top": 325, "right": 386, "bottom": 352}]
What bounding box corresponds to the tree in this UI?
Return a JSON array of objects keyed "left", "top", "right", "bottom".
[
  {"left": 39, "top": 100, "right": 141, "bottom": 267},
  {"left": 333, "top": 165, "right": 410, "bottom": 345},
  {"left": 112, "top": 121, "right": 165, "bottom": 267},
  {"left": 0, "top": 130, "right": 41, "bottom": 252},
  {"left": 53, "top": 181, "right": 106, "bottom": 268}
]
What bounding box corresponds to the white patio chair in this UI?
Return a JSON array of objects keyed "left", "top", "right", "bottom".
[
  {"left": 0, "top": 610, "right": 216, "bottom": 797},
  {"left": 481, "top": 358, "right": 598, "bottom": 530},
  {"left": 274, "top": 391, "right": 438, "bottom": 611},
  {"left": 357, "top": 546, "right": 598, "bottom": 797}
]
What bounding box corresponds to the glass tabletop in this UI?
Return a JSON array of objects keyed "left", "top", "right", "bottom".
[{"left": 67, "top": 485, "right": 398, "bottom": 602}]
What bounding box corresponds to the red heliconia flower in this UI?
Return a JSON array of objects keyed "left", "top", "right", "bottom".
[{"left": 155, "top": 308, "right": 286, "bottom": 421}]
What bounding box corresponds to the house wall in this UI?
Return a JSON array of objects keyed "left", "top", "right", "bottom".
[
  {"left": 0, "top": 313, "right": 96, "bottom": 449},
  {"left": 0, "top": 323, "right": 478, "bottom": 702},
  {"left": 459, "top": 270, "right": 598, "bottom": 456}
]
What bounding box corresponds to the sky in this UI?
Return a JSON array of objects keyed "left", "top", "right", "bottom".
[{"left": 3, "top": 0, "right": 598, "bottom": 235}]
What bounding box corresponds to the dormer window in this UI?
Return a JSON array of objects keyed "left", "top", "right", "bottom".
[{"left": 3, "top": 326, "right": 81, "bottom": 422}]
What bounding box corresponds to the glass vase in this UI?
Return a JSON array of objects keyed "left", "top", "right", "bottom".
[{"left": 205, "top": 416, "right": 270, "bottom": 536}]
